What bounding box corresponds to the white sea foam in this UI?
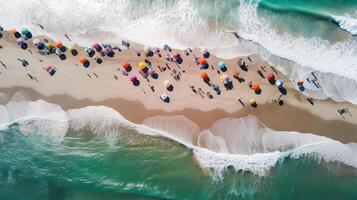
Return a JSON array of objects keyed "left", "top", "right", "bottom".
[
  {"left": 1, "top": 93, "right": 357, "bottom": 175},
  {"left": 0, "top": 95, "right": 356, "bottom": 176},
  {"left": 334, "top": 15, "right": 357, "bottom": 35}
]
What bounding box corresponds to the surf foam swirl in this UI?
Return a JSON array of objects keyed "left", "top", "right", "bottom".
[
  {"left": 0, "top": 93, "right": 356, "bottom": 177},
  {"left": 333, "top": 15, "right": 357, "bottom": 35}
]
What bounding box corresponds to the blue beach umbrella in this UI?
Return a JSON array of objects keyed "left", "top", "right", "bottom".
[
  {"left": 203, "top": 50, "right": 210, "bottom": 58},
  {"left": 276, "top": 80, "right": 284, "bottom": 88},
  {"left": 20, "top": 28, "right": 32, "bottom": 39},
  {"left": 218, "top": 61, "right": 227, "bottom": 71}
]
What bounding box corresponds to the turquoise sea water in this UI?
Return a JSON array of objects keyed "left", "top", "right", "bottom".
[{"left": 0, "top": 124, "right": 357, "bottom": 200}]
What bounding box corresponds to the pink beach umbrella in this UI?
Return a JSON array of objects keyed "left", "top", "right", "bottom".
[
  {"left": 92, "top": 43, "right": 103, "bottom": 52},
  {"left": 130, "top": 75, "right": 137, "bottom": 82}
]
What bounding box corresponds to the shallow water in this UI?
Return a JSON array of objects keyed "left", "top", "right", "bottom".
[{"left": 0, "top": 125, "right": 356, "bottom": 200}]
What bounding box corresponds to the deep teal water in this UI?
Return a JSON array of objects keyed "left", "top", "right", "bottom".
[{"left": 0, "top": 124, "right": 356, "bottom": 200}]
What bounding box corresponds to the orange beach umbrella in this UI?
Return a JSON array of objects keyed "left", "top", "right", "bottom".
[
  {"left": 232, "top": 68, "right": 239, "bottom": 78},
  {"left": 79, "top": 57, "right": 88, "bottom": 64},
  {"left": 55, "top": 40, "right": 63, "bottom": 49},
  {"left": 200, "top": 71, "right": 208, "bottom": 80},
  {"left": 252, "top": 83, "right": 261, "bottom": 92},
  {"left": 198, "top": 57, "right": 207, "bottom": 65},
  {"left": 122, "top": 61, "right": 130, "bottom": 69}
]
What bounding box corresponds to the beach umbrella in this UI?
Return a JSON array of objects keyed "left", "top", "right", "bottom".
[
  {"left": 250, "top": 99, "right": 257, "bottom": 107},
  {"left": 16, "top": 38, "right": 27, "bottom": 49},
  {"left": 252, "top": 83, "right": 261, "bottom": 92},
  {"left": 199, "top": 57, "right": 207, "bottom": 65},
  {"left": 121, "top": 61, "right": 130, "bottom": 70},
  {"left": 130, "top": 75, "right": 137, "bottom": 82},
  {"left": 20, "top": 28, "right": 32, "bottom": 39},
  {"left": 154, "top": 48, "right": 161, "bottom": 56},
  {"left": 297, "top": 80, "right": 304, "bottom": 86},
  {"left": 85, "top": 47, "right": 95, "bottom": 57},
  {"left": 203, "top": 50, "right": 210, "bottom": 58},
  {"left": 70, "top": 48, "right": 78, "bottom": 56},
  {"left": 200, "top": 71, "right": 208, "bottom": 80},
  {"left": 46, "top": 66, "right": 57, "bottom": 76},
  {"left": 276, "top": 80, "right": 284, "bottom": 88},
  {"left": 138, "top": 61, "right": 147, "bottom": 70},
  {"left": 10, "top": 28, "right": 21, "bottom": 38},
  {"left": 33, "top": 39, "right": 40, "bottom": 45},
  {"left": 55, "top": 40, "right": 63, "bottom": 49},
  {"left": 36, "top": 42, "right": 45, "bottom": 50},
  {"left": 16, "top": 38, "right": 24, "bottom": 45},
  {"left": 55, "top": 48, "right": 62, "bottom": 55},
  {"left": 46, "top": 42, "right": 54, "bottom": 50},
  {"left": 218, "top": 61, "right": 227, "bottom": 71},
  {"left": 103, "top": 47, "right": 114, "bottom": 57},
  {"left": 10, "top": 28, "right": 17, "bottom": 34},
  {"left": 79, "top": 57, "right": 88, "bottom": 64},
  {"left": 267, "top": 72, "right": 275, "bottom": 81},
  {"left": 232, "top": 68, "right": 239, "bottom": 78},
  {"left": 144, "top": 47, "right": 153, "bottom": 57},
  {"left": 92, "top": 43, "right": 102, "bottom": 52},
  {"left": 200, "top": 63, "right": 209, "bottom": 70},
  {"left": 163, "top": 80, "right": 170, "bottom": 87},
  {"left": 160, "top": 93, "right": 169, "bottom": 102},
  {"left": 220, "top": 74, "right": 228, "bottom": 82},
  {"left": 173, "top": 52, "right": 180, "bottom": 59},
  {"left": 220, "top": 74, "right": 231, "bottom": 83},
  {"left": 59, "top": 54, "right": 66, "bottom": 61}
]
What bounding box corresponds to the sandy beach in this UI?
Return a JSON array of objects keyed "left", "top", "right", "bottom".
[{"left": 0, "top": 30, "right": 356, "bottom": 143}]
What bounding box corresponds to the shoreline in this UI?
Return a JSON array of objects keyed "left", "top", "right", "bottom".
[
  {"left": 0, "top": 31, "right": 356, "bottom": 143},
  {"left": 1, "top": 86, "right": 357, "bottom": 143}
]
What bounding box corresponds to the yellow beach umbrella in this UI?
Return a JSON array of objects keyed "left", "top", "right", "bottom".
[
  {"left": 220, "top": 74, "right": 228, "bottom": 82},
  {"left": 138, "top": 61, "right": 147, "bottom": 70},
  {"left": 10, "top": 28, "right": 17, "bottom": 34}
]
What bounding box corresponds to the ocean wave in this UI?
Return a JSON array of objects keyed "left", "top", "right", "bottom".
[
  {"left": 333, "top": 15, "right": 357, "bottom": 35},
  {"left": 0, "top": 93, "right": 356, "bottom": 177},
  {"left": 234, "top": 0, "right": 357, "bottom": 103},
  {"left": 259, "top": 0, "right": 357, "bottom": 36}
]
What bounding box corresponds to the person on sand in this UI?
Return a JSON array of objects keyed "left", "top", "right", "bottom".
[
  {"left": 149, "top": 84, "right": 155, "bottom": 92},
  {"left": 271, "top": 66, "right": 279, "bottom": 75},
  {"left": 193, "top": 55, "right": 199, "bottom": 65},
  {"left": 206, "top": 92, "right": 213, "bottom": 99},
  {"left": 0, "top": 61, "right": 7, "bottom": 69},
  {"left": 26, "top": 73, "right": 38, "bottom": 82},
  {"left": 238, "top": 98, "right": 245, "bottom": 107},
  {"left": 189, "top": 85, "right": 198, "bottom": 94},
  {"left": 65, "top": 34, "right": 71, "bottom": 41},
  {"left": 257, "top": 70, "right": 265, "bottom": 79},
  {"left": 17, "top": 58, "right": 29, "bottom": 67}
]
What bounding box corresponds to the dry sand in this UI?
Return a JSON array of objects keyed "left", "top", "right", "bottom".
[{"left": 0, "top": 31, "right": 356, "bottom": 143}]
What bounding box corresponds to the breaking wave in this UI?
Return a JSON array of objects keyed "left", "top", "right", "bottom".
[
  {"left": 333, "top": 15, "right": 357, "bottom": 35},
  {"left": 1, "top": 92, "right": 356, "bottom": 177}
]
